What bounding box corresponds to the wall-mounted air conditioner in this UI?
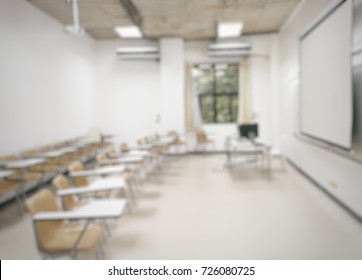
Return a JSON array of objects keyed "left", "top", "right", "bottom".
[
  {"left": 208, "top": 42, "right": 251, "bottom": 57},
  {"left": 116, "top": 46, "right": 160, "bottom": 60}
]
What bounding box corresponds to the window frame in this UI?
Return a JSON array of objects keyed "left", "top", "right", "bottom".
[{"left": 195, "top": 63, "right": 239, "bottom": 124}]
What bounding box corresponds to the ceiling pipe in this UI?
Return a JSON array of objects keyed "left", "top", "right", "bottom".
[{"left": 64, "top": 0, "right": 85, "bottom": 35}]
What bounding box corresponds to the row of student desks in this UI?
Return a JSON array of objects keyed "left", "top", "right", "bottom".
[
  {"left": 0, "top": 140, "right": 101, "bottom": 207},
  {"left": 0, "top": 134, "right": 177, "bottom": 207},
  {"left": 0, "top": 133, "right": 178, "bottom": 258},
  {"left": 24, "top": 135, "right": 177, "bottom": 259}
]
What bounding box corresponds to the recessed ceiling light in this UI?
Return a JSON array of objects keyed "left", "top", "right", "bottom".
[
  {"left": 115, "top": 26, "right": 142, "bottom": 38},
  {"left": 217, "top": 22, "right": 243, "bottom": 38}
]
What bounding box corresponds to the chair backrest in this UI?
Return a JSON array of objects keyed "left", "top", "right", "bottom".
[
  {"left": 54, "top": 141, "right": 65, "bottom": 148},
  {"left": 168, "top": 130, "right": 180, "bottom": 142},
  {"left": 0, "top": 181, "right": 19, "bottom": 195},
  {"left": 52, "top": 175, "right": 77, "bottom": 210},
  {"left": 68, "top": 161, "right": 88, "bottom": 187},
  {"left": 0, "top": 154, "right": 18, "bottom": 162},
  {"left": 96, "top": 153, "right": 107, "bottom": 161},
  {"left": 196, "top": 129, "right": 208, "bottom": 142},
  {"left": 25, "top": 189, "right": 63, "bottom": 251},
  {"left": 23, "top": 149, "right": 39, "bottom": 157},
  {"left": 25, "top": 188, "right": 59, "bottom": 214},
  {"left": 120, "top": 143, "right": 129, "bottom": 153},
  {"left": 40, "top": 145, "right": 53, "bottom": 152},
  {"left": 106, "top": 146, "right": 116, "bottom": 154}
]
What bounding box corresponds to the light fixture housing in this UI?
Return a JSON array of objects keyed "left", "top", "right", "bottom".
[
  {"left": 217, "top": 22, "right": 243, "bottom": 39},
  {"left": 115, "top": 26, "right": 142, "bottom": 38},
  {"left": 116, "top": 46, "right": 159, "bottom": 60},
  {"left": 208, "top": 42, "right": 251, "bottom": 57}
]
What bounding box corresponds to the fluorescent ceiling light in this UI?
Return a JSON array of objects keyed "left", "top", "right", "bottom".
[
  {"left": 217, "top": 22, "right": 243, "bottom": 38},
  {"left": 208, "top": 42, "right": 251, "bottom": 51},
  {"left": 115, "top": 26, "right": 142, "bottom": 38}
]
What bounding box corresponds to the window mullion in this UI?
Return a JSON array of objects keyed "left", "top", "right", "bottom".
[
  {"left": 229, "top": 95, "right": 232, "bottom": 122},
  {"left": 213, "top": 66, "right": 217, "bottom": 123}
]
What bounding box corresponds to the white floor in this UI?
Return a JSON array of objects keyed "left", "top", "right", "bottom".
[{"left": 1, "top": 154, "right": 362, "bottom": 259}]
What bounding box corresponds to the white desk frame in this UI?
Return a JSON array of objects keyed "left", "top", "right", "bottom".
[
  {"left": 0, "top": 170, "right": 15, "bottom": 179},
  {"left": 225, "top": 136, "right": 271, "bottom": 178},
  {"left": 33, "top": 199, "right": 127, "bottom": 221},
  {"left": 36, "top": 151, "right": 67, "bottom": 158},
  {"left": 100, "top": 157, "right": 143, "bottom": 165},
  {"left": 57, "top": 177, "right": 127, "bottom": 197},
  {"left": 129, "top": 144, "right": 153, "bottom": 150},
  {"left": 55, "top": 147, "right": 78, "bottom": 153},
  {"left": 111, "top": 151, "right": 151, "bottom": 157},
  {"left": 69, "top": 165, "right": 126, "bottom": 178},
  {"left": 68, "top": 166, "right": 134, "bottom": 202},
  {"left": 0, "top": 171, "right": 22, "bottom": 212},
  {"left": 2, "top": 158, "right": 46, "bottom": 169}
]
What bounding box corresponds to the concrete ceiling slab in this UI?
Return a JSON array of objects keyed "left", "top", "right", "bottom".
[{"left": 27, "top": 0, "right": 301, "bottom": 40}]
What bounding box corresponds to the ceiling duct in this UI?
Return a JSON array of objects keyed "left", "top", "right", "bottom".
[
  {"left": 118, "top": 0, "right": 143, "bottom": 28},
  {"left": 116, "top": 46, "right": 160, "bottom": 61},
  {"left": 64, "top": 0, "right": 85, "bottom": 36},
  {"left": 208, "top": 42, "right": 252, "bottom": 57}
]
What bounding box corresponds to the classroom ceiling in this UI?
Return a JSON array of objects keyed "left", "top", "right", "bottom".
[{"left": 27, "top": 0, "right": 301, "bottom": 40}]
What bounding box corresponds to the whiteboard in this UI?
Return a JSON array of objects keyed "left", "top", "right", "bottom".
[{"left": 300, "top": 0, "right": 353, "bottom": 149}]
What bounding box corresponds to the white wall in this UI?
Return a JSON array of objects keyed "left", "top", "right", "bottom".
[
  {"left": 0, "top": 0, "right": 97, "bottom": 156},
  {"left": 184, "top": 35, "right": 280, "bottom": 151},
  {"left": 95, "top": 35, "right": 279, "bottom": 150},
  {"left": 159, "top": 38, "right": 185, "bottom": 134},
  {"left": 95, "top": 38, "right": 186, "bottom": 147},
  {"left": 95, "top": 40, "right": 160, "bottom": 146},
  {"left": 280, "top": 0, "right": 362, "bottom": 217}
]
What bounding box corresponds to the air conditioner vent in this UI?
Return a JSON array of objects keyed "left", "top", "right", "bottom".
[
  {"left": 116, "top": 46, "right": 160, "bottom": 60},
  {"left": 208, "top": 42, "right": 251, "bottom": 57}
]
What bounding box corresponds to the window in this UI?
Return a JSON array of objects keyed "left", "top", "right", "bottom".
[{"left": 192, "top": 63, "right": 238, "bottom": 123}]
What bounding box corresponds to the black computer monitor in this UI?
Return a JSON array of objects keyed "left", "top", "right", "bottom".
[{"left": 238, "top": 123, "right": 258, "bottom": 140}]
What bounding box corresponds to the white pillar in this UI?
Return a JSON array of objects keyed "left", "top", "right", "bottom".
[
  {"left": 269, "top": 34, "right": 281, "bottom": 150},
  {"left": 159, "top": 38, "right": 185, "bottom": 133}
]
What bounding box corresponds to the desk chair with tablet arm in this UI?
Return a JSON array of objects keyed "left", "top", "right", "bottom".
[{"left": 25, "top": 189, "right": 104, "bottom": 259}]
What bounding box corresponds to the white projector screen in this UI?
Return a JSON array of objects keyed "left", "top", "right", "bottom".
[{"left": 300, "top": 0, "right": 353, "bottom": 149}]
